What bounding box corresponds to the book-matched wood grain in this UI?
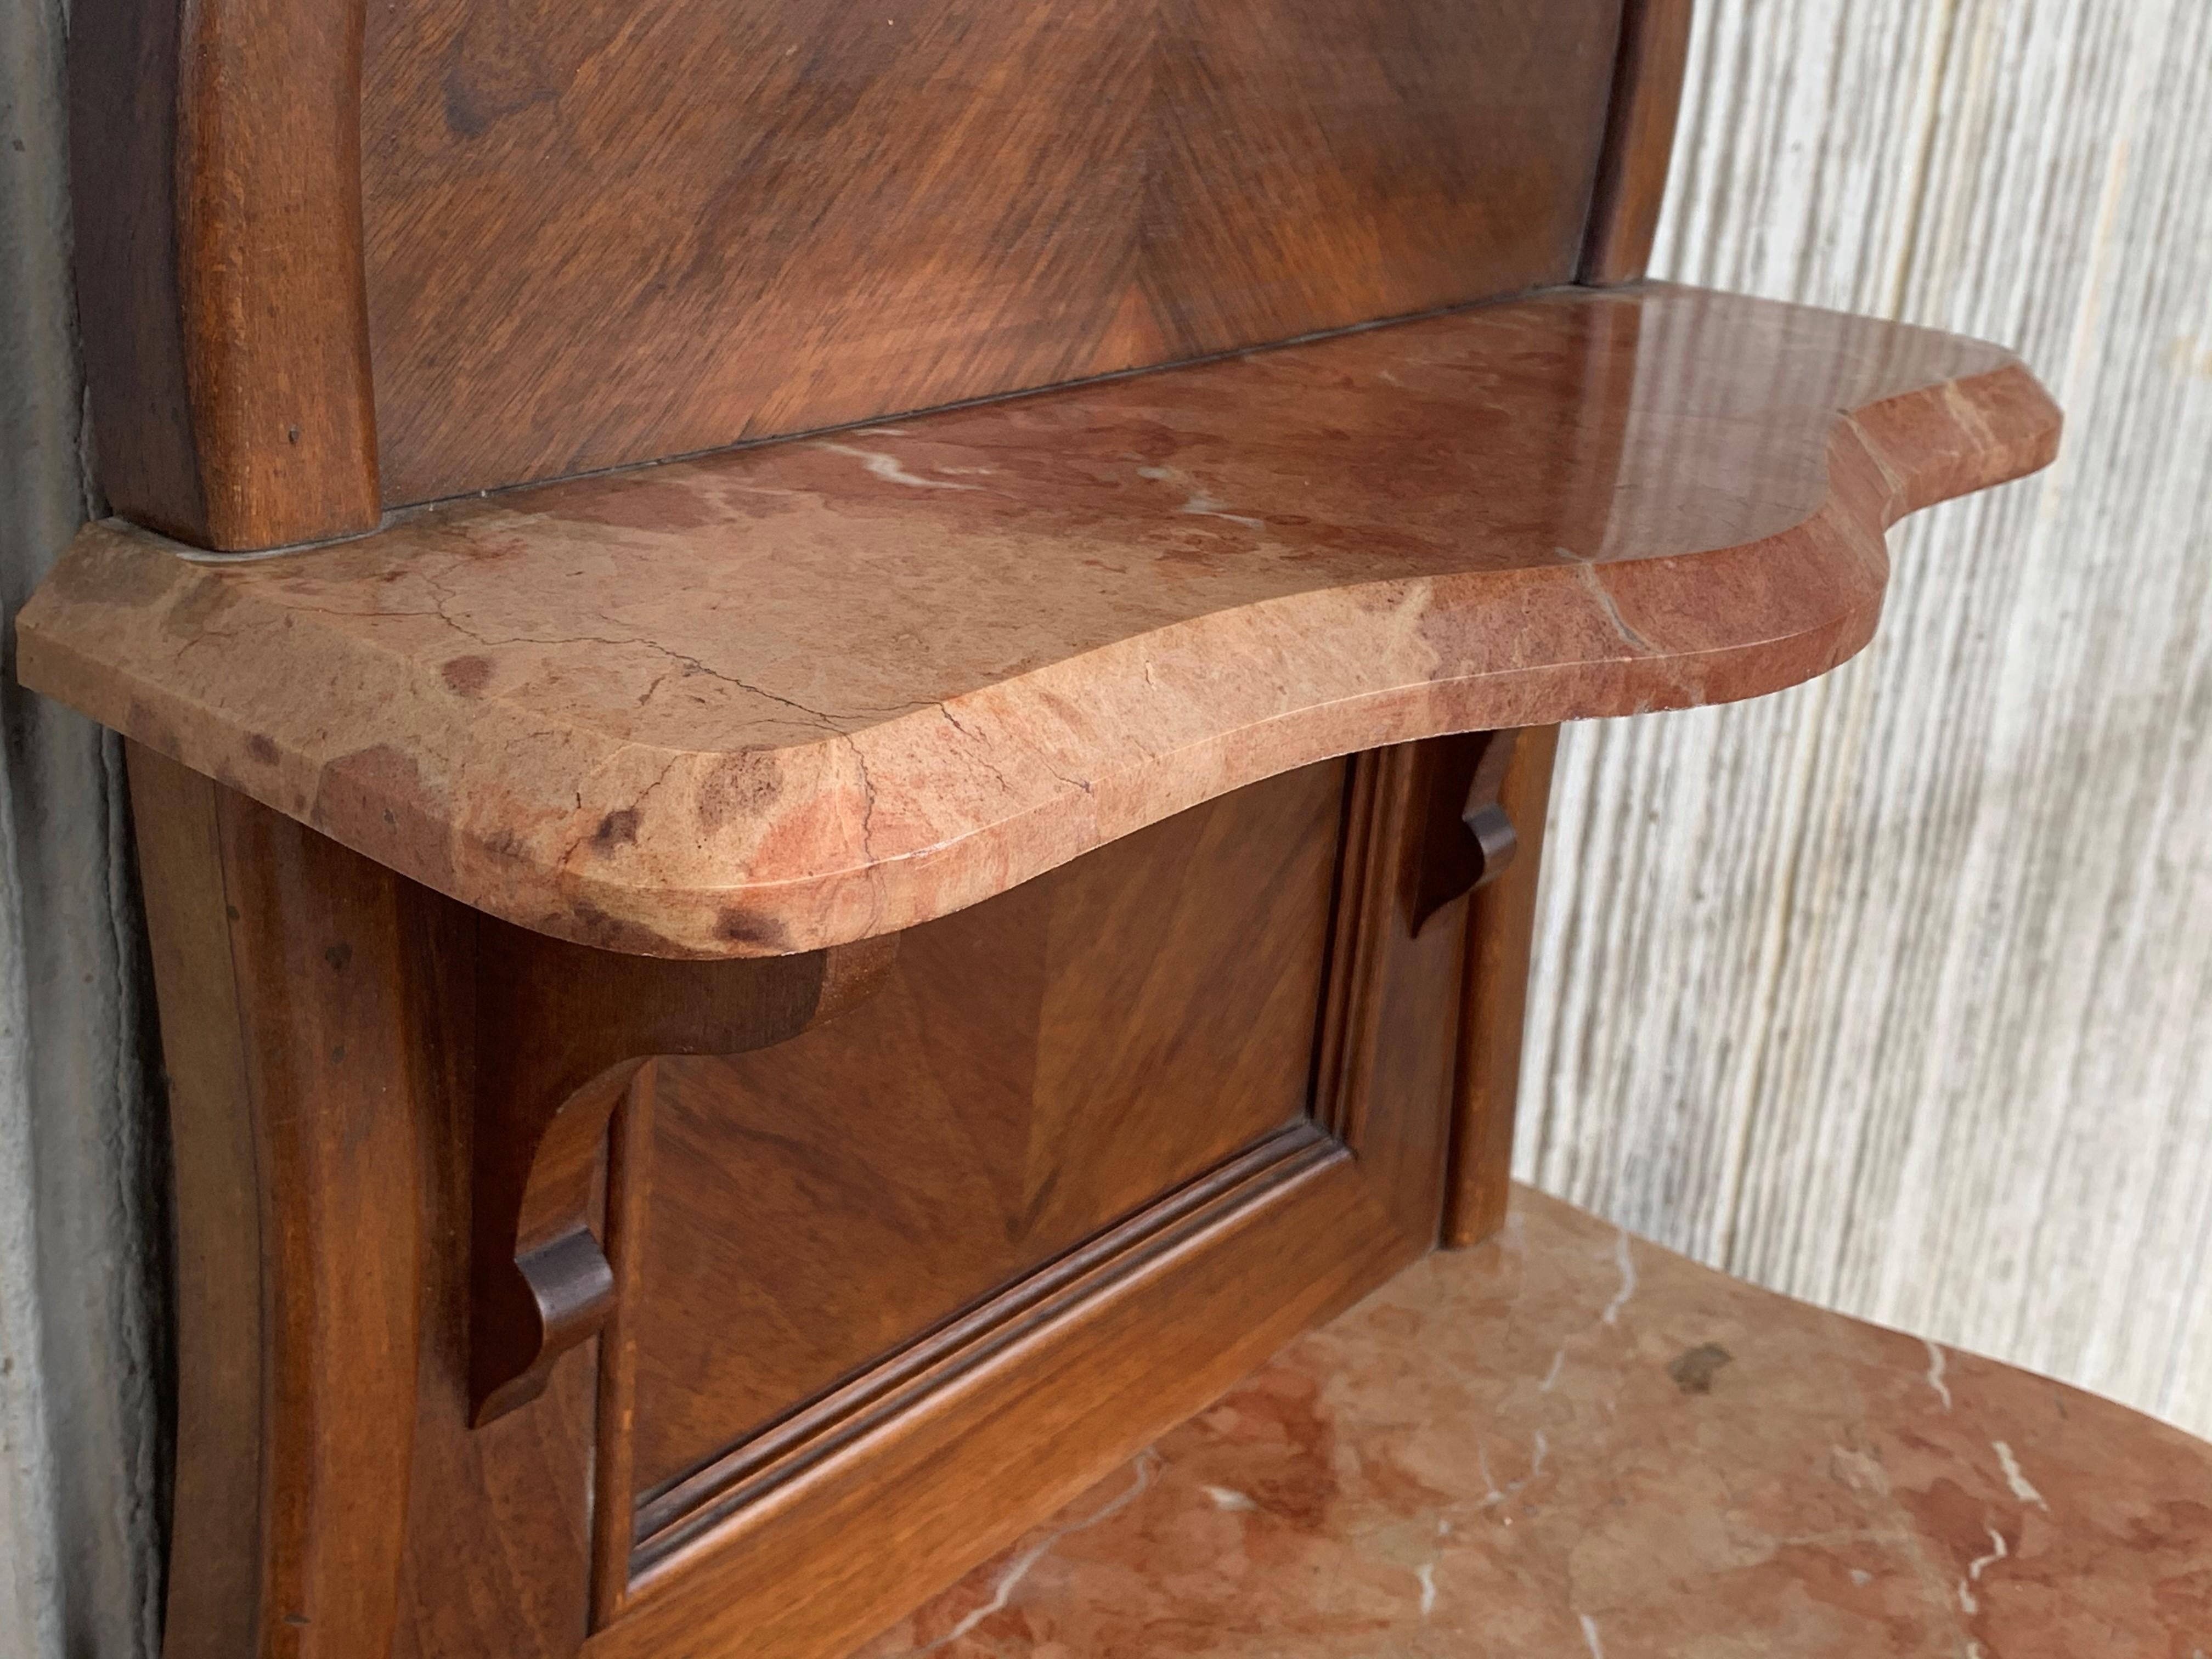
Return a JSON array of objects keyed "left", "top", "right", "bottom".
[
  {"left": 617, "top": 760, "right": 1341, "bottom": 1505},
  {"left": 581, "top": 743, "right": 1470, "bottom": 1659},
  {"left": 68, "top": 0, "right": 1629, "bottom": 546},
  {"left": 360, "top": 0, "right": 1624, "bottom": 502}
]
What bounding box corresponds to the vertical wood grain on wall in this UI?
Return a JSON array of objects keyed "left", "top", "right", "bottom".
[{"left": 1523, "top": 0, "right": 2212, "bottom": 1435}]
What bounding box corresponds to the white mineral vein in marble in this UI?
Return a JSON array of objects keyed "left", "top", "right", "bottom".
[
  {"left": 1477, "top": 1441, "right": 1506, "bottom": 1508},
  {"left": 1178, "top": 493, "right": 1264, "bottom": 529},
  {"left": 1539, "top": 1344, "right": 1567, "bottom": 1391},
  {"left": 1136, "top": 464, "right": 1264, "bottom": 528},
  {"left": 1601, "top": 1228, "right": 1638, "bottom": 1325},
  {"left": 1959, "top": 1525, "right": 2009, "bottom": 1612},
  {"left": 1993, "top": 1441, "right": 2049, "bottom": 1509},
  {"left": 1924, "top": 1339, "right": 1954, "bottom": 1410},
  {"left": 815, "top": 442, "right": 980, "bottom": 490}
]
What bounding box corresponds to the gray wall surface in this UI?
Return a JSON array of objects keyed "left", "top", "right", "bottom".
[
  {"left": 2, "top": 0, "right": 167, "bottom": 1656},
  {"left": 0, "top": 1, "right": 2205, "bottom": 1655}
]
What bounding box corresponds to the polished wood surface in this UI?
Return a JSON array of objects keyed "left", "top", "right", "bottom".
[
  {"left": 69, "top": 0, "right": 379, "bottom": 548},
  {"left": 623, "top": 760, "right": 1342, "bottom": 1498},
  {"left": 21, "top": 287, "right": 2061, "bottom": 957},
  {"left": 360, "top": 0, "right": 1622, "bottom": 504},
  {"left": 469, "top": 923, "right": 894, "bottom": 1423},
  {"left": 1445, "top": 723, "right": 1562, "bottom": 1246},
  {"left": 395, "top": 885, "right": 598, "bottom": 1659},
  {"left": 1408, "top": 727, "right": 1521, "bottom": 938},
  {"left": 1579, "top": 0, "right": 1695, "bottom": 283},
  {"left": 130, "top": 743, "right": 428, "bottom": 1659},
  {"left": 68, "top": 0, "right": 1628, "bottom": 546}
]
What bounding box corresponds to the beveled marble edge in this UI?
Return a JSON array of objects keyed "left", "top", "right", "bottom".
[{"left": 19, "top": 289, "right": 2060, "bottom": 957}]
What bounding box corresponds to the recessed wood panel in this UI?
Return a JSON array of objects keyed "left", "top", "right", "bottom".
[
  {"left": 359, "top": 0, "right": 1626, "bottom": 504},
  {"left": 625, "top": 758, "right": 1348, "bottom": 1499}
]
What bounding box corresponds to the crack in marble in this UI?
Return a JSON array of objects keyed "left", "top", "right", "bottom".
[
  {"left": 937, "top": 704, "right": 1019, "bottom": 798},
  {"left": 418, "top": 560, "right": 854, "bottom": 735},
  {"left": 1554, "top": 545, "right": 1657, "bottom": 654}
]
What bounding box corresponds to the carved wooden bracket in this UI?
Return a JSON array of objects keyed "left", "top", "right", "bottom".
[
  {"left": 469, "top": 922, "right": 897, "bottom": 1425},
  {"left": 1409, "top": 729, "right": 1521, "bottom": 936}
]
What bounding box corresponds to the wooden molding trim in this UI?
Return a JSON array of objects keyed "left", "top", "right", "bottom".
[
  {"left": 469, "top": 923, "right": 897, "bottom": 1424},
  {"left": 70, "top": 0, "right": 381, "bottom": 549},
  {"left": 1579, "top": 0, "right": 1695, "bottom": 284},
  {"left": 129, "top": 743, "right": 428, "bottom": 1659},
  {"left": 1445, "top": 723, "right": 1564, "bottom": 1246}
]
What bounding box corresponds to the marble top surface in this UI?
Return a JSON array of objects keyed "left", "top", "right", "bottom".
[
  {"left": 854, "top": 1186, "right": 2212, "bottom": 1658},
  {"left": 20, "top": 285, "right": 2058, "bottom": 956}
]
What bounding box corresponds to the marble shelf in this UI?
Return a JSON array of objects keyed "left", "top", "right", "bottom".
[
  {"left": 20, "top": 284, "right": 2058, "bottom": 957},
  {"left": 853, "top": 1185, "right": 2212, "bottom": 1658}
]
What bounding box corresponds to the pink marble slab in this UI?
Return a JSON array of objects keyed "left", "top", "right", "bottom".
[
  {"left": 19, "top": 285, "right": 2058, "bottom": 956},
  {"left": 853, "top": 1186, "right": 2212, "bottom": 1658}
]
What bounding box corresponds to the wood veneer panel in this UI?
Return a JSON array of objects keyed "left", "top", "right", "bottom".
[
  {"left": 20, "top": 287, "right": 2062, "bottom": 957},
  {"left": 582, "top": 742, "right": 1462, "bottom": 1659},
  {"left": 625, "top": 760, "right": 1343, "bottom": 1496},
  {"left": 358, "top": 0, "right": 1623, "bottom": 504}
]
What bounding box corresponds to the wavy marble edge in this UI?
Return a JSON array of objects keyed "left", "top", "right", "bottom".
[{"left": 19, "top": 349, "right": 2059, "bottom": 959}]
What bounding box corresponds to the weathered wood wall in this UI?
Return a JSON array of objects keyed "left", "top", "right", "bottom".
[{"left": 1523, "top": 0, "right": 2212, "bottom": 1436}]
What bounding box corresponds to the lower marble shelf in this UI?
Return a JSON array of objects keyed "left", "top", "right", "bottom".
[{"left": 851, "top": 1187, "right": 2211, "bottom": 1658}]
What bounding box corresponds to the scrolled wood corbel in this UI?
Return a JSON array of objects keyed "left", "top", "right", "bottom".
[
  {"left": 469, "top": 921, "right": 896, "bottom": 1425},
  {"left": 1408, "top": 728, "right": 1522, "bottom": 936}
]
